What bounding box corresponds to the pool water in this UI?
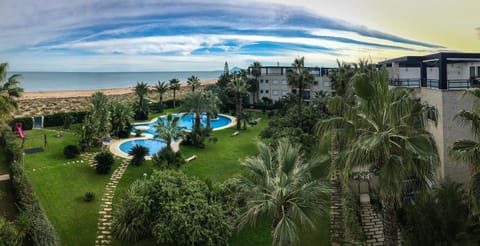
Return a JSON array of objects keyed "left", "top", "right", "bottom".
[
  {"left": 131, "top": 113, "right": 232, "bottom": 136},
  {"left": 119, "top": 139, "right": 167, "bottom": 156}
]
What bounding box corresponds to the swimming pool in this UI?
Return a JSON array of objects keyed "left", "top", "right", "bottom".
[
  {"left": 118, "top": 138, "right": 167, "bottom": 157},
  {"left": 131, "top": 113, "right": 234, "bottom": 137}
]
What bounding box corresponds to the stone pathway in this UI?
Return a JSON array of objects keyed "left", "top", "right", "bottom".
[
  {"left": 94, "top": 159, "right": 129, "bottom": 246},
  {"left": 0, "top": 174, "right": 10, "bottom": 181},
  {"left": 329, "top": 170, "right": 344, "bottom": 245},
  {"left": 359, "top": 194, "right": 385, "bottom": 245}
]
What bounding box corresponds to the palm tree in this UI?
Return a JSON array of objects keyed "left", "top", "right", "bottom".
[
  {"left": 134, "top": 82, "right": 150, "bottom": 119},
  {"left": 129, "top": 145, "right": 149, "bottom": 166},
  {"left": 329, "top": 60, "right": 355, "bottom": 97},
  {"left": 317, "top": 69, "right": 439, "bottom": 246},
  {"left": 169, "top": 78, "right": 181, "bottom": 108},
  {"left": 0, "top": 63, "right": 23, "bottom": 122},
  {"left": 232, "top": 139, "right": 330, "bottom": 246},
  {"left": 181, "top": 92, "right": 206, "bottom": 130},
  {"left": 187, "top": 75, "right": 201, "bottom": 93},
  {"left": 250, "top": 61, "right": 261, "bottom": 104},
  {"left": 111, "top": 103, "right": 133, "bottom": 137},
  {"left": 90, "top": 91, "right": 111, "bottom": 138},
  {"left": 203, "top": 90, "right": 221, "bottom": 130},
  {"left": 449, "top": 89, "right": 480, "bottom": 217},
  {"left": 228, "top": 76, "right": 249, "bottom": 130},
  {"left": 156, "top": 114, "right": 185, "bottom": 147},
  {"left": 287, "top": 57, "right": 314, "bottom": 129},
  {"left": 155, "top": 81, "right": 169, "bottom": 112}
]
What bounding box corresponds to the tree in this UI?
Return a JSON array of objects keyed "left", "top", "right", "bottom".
[
  {"left": 232, "top": 139, "right": 330, "bottom": 246},
  {"left": 112, "top": 170, "right": 237, "bottom": 245},
  {"left": 156, "top": 114, "right": 185, "bottom": 147},
  {"left": 203, "top": 90, "right": 221, "bottom": 130},
  {"left": 110, "top": 103, "right": 133, "bottom": 137},
  {"left": 317, "top": 69, "right": 439, "bottom": 245},
  {"left": 0, "top": 63, "right": 23, "bottom": 122},
  {"left": 169, "top": 78, "right": 181, "bottom": 108},
  {"left": 80, "top": 92, "right": 111, "bottom": 150},
  {"left": 250, "top": 61, "right": 261, "bottom": 104},
  {"left": 128, "top": 145, "right": 149, "bottom": 166},
  {"left": 449, "top": 89, "right": 480, "bottom": 217},
  {"left": 134, "top": 82, "right": 150, "bottom": 120},
  {"left": 287, "top": 57, "right": 314, "bottom": 129},
  {"left": 328, "top": 60, "right": 355, "bottom": 97},
  {"left": 187, "top": 75, "right": 201, "bottom": 92},
  {"left": 228, "top": 76, "right": 249, "bottom": 130},
  {"left": 181, "top": 92, "right": 206, "bottom": 130},
  {"left": 154, "top": 81, "right": 169, "bottom": 112}
]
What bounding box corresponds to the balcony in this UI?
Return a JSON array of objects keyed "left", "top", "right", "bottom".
[{"left": 389, "top": 79, "right": 420, "bottom": 87}]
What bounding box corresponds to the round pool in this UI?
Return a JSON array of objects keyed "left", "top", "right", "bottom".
[
  {"left": 131, "top": 113, "right": 234, "bottom": 136},
  {"left": 119, "top": 139, "right": 167, "bottom": 156}
]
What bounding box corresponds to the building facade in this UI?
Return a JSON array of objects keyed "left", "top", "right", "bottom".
[
  {"left": 379, "top": 52, "right": 480, "bottom": 184},
  {"left": 247, "top": 65, "right": 333, "bottom": 103}
]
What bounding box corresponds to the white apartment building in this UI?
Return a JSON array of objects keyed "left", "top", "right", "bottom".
[
  {"left": 247, "top": 65, "right": 333, "bottom": 103},
  {"left": 380, "top": 52, "right": 480, "bottom": 184}
]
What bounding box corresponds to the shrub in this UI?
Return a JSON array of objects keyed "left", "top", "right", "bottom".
[
  {"left": 135, "top": 129, "right": 142, "bottom": 137},
  {"left": 43, "top": 111, "right": 88, "bottom": 127},
  {"left": 152, "top": 147, "right": 184, "bottom": 169},
  {"left": 9, "top": 117, "right": 33, "bottom": 131},
  {"left": 84, "top": 192, "right": 95, "bottom": 202},
  {"left": 63, "top": 114, "right": 74, "bottom": 129},
  {"left": 128, "top": 145, "right": 149, "bottom": 166},
  {"left": 63, "top": 145, "right": 80, "bottom": 159},
  {"left": 95, "top": 152, "right": 115, "bottom": 174},
  {"left": 118, "top": 129, "right": 130, "bottom": 139},
  {"left": 0, "top": 217, "right": 19, "bottom": 246}
]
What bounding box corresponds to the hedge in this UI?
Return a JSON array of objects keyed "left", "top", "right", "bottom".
[
  {"left": 9, "top": 117, "right": 33, "bottom": 130},
  {"left": 43, "top": 111, "right": 88, "bottom": 127},
  {"left": 343, "top": 188, "right": 365, "bottom": 244},
  {"left": 1, "top": 129, "right": 59, "bottom": 245}
]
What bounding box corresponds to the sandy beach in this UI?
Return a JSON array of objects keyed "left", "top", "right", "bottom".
[
  {"left": 21, "top": 79, "right": 217, "bottom": 100},
  {"left": 15, "top": 78, "right": 218, "bottom": 117}
]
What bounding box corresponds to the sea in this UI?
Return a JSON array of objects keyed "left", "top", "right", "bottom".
[{"left": 6, "top": 71, "right": 223, "bottom": 92}]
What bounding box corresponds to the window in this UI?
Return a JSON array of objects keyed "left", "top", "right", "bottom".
[
  {"left": 313, "top": 81, "right": 319, "bottom": 86},
  {"left": 281, "top": 80, "right": 287, "bottom": 85},
  {"left": 477, "top": 67, "right": 480, "bottom": 77},
  {"left": 265, "top": 90, "right": 269, "bottom": 93},
  {"left": 265, "top": 80, "right": 269, "bottom": 83},
  {"left": 260, "top": 80, "right": 263, "bottom": 83},
  {"left": 282, "top": 90, "right": 288, "bottom": 96},
  {"left": 273, "top": 90, "right": 279, "bottom": 96},
  {"left": 260, "top": 90, "right": 264, "bottom": 93},
  {"left": 470, "top": 66, "right": 476, "bottom": 78},
  {"left": 273, "top": 80, "right": 279, "bottom": 84}
]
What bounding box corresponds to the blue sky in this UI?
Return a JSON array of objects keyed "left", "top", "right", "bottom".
[{"left": 1, "top": 0, "right": 478, "bottom": 71}]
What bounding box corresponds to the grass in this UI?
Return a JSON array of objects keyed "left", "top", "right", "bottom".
[
  {"left": 0, "top": 147, "right": 18, "bottom": 220},
  {"left": 17, "top": 111, "right": 330, "bottom": 245},
  {"left": 21, "top": 129, "right": 118, "bottom": 245}
]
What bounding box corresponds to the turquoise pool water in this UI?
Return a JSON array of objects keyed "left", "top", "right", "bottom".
[
  {"left": 131, "top": 113, "right": 232, "bottom": 136},
  {"left": 119, "top": 139, "right": 167, "bottom": 156}
]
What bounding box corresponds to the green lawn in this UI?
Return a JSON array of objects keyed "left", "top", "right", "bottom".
[{"left": 19, "top": 111, "right": 330, "bottom": 246}]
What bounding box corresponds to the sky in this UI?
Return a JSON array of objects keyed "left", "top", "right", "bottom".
[{"left": 1, "top": 0, "right": 479, "bottom": 72}]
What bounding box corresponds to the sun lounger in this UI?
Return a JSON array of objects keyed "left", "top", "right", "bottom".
[{"left": 185, "top": 155, "right": 197, "bottom": 162}]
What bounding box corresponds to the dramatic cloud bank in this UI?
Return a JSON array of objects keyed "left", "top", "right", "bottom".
[{"left": 0, "top": 0, "right": 446, "bottom": 71}]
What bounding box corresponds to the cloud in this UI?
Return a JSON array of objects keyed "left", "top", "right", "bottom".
[{"left": 0, "top": 0, "right": 445, "bottom": 71}]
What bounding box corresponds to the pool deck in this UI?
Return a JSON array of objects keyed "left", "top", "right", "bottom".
[{"left": 131, "top": 113, "right": 237, "bottom": 132}]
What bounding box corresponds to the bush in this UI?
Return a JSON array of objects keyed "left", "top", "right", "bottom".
[
  {"left": 135, "top": 129, "right": 142, "bottom": 137},
  {"left": 0, "top": 217, "right": 19, "bottom": 246},
  {"left": 84, "top": 192, "right": 95, "bottom": 202},
  {"left": 63, "top": 114, "right": 74, "bottom": 129},
  {"left": 95, "top": 152, "right": 115, "bottom": 174},
  {"left": 128, "top": 145, "right": 149, "bottom": 166},
  {"left": 118, "top": 129, "right": 130, "bottom": 139},
  {"left": 44, "top": 111, "right": 88, "bottom": 127},
  {"left": 152, "top": 147, "right": 184, "bottom": 169},
  {"left": 9, "top": 117, "right": 33, "bottom": 131},
  {"left": 63, "top": 145, "right": 80, "bottom": 159}
]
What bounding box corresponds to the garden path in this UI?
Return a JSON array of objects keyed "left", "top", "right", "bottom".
[{"left": 359, "top": 194, "right": 385, "bottom": 245}]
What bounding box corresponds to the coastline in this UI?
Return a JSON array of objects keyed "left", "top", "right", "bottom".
[{"left": 21, "top": 79, "right": 217, "bottom": 100}]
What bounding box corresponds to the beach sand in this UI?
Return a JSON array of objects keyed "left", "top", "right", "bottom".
[{"left": 16, "top": 79, "right": 218, "bottom": 117}]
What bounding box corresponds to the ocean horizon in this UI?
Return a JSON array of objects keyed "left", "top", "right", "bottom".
[{"left": 7, "top": 71, "right": 223, "bottom": 92}]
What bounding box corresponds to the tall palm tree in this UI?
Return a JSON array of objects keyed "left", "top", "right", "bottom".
[
  {"left": 250, "top": 61, "right": 261, "bottom": 104},
  {"left": 90, "top": 91, "right": 111, "bottom": 137},
  {"left": 232, "top": 139, "right": 330, "bottom": 246},
  {"left": 329, "top": 60, "right": 355, "bottom": 97},
  {"left": 181, "top": 92, "right": 206, "bottom": 130},
  {"left": 287, "top": 57, "right": 314, "bottom": 129},
  {"left": 203, "top": 90, "right": 221, "bottom": 130},
  {"left": 0, "top": 63, "right": 23, "bottom": 122},
  {"left": 156, "top": 114, "right": 185, "bottom": 147},
  {"left": 449, "top": 89, "right": 480, "bottom": 217},
  {"left": 155, "top": 81, "right": 169, "bottom": 112},
  {"left": 187, "top": 75, "right": 201, "bottom": 93},
  {"left": 169, "top": 78, "right": 181, "bottom": 108},
  {"left": 317, "top": 69, "right": 439, "bottom": 246},
  {"left": 228, "top": 76, "right": 249, "bottom": 130},
  {"left": 134, "top": 82, "right": 150, "bottom": 119},
  {"left": 111, "top": 103, "right": 133, "bottom": 137}
]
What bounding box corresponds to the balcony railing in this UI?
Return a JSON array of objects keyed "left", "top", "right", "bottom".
[{"left": 389, "top": 79, "right": 420, "bottom": 87}]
